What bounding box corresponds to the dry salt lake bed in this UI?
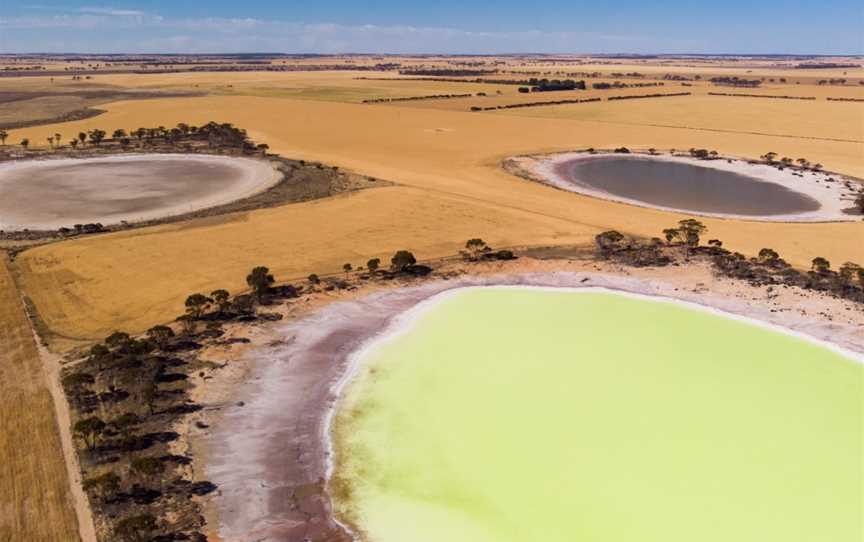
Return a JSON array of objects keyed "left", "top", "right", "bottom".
[{"left": 0, "top": 154, "right": 280, "bottom": 231}]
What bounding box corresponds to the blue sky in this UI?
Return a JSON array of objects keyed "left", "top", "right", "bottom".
[{"left": 1, "top": 1, "right": 862, "bottom": 54}]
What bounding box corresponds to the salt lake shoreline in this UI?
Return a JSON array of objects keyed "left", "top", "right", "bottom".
[
  {"left": 509, "top": 151, "right": 862, "bottom": 223},
  {"left": 186, "top": 259, "right": 864, "bottom": 541}
]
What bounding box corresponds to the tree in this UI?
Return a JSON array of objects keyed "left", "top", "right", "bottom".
[
  {"left": 246, "top": 266, "right": 274, "bottom": 300},
  {"left": 211, "top": 289, "right": 231, "bottom": 313},
  {"left": 141, "top": 381, "right": 158, "bottom": 415},
  {"left": 343, "top": 263, "right": 353, "bottom": 277},
  {"left": 130, "top": 456, "right": 164, "bottom": 480},
  {"left": 114, "top": 514, "right": 157, "bottom": 542},
  {"left": 63, "top": 372, "right": 95, "bottom": 395},
  {"left": 855, "top": 192, "right": 864, "bottom": 214},
  {"left": 88, "top": 342, "right": 110, "bottom": 359},
  {"left": 20, "top": 138, "right": 29, "bottom": 149},
  {"left": 594, "top": 231, "right": 626, "bottom": 257},
  {"left": 111, "top": 412, "right": 141, "bottom": 449},
  {"left": 463, "top": 238, "right": 491, "bottom": 261},
  {"left": 796, "top": 158, "right": 810, "bottom": 168},
  {"left": 761, "top": 151, "right": 777, "bottom": 163},
  {"left": 677, "top": 219, "right": 707, "bottom": 247},
  {"left": 757, "top": 248, "right": 780, "bottom": 265},
  {"left": 838, "top": 262, "right": 862, "bottom": 284},
  {"left": 812, "top": 163, "right": 823, "bottom": 172},
  {"left": 83, "top": 472, "right": 121, "bottom": 501},
  {"left": 70, "top": 139, "right": 79, "bottom": 149},
  {"left": 112, "top": 129, "right": 127, "bottom": 140},
  {"left": 47, "top": 136, "right": 55, "bottom": 149},
  {"left": 88, "top": 129, "right": 106, "bottom": 146},
  {"left": 105, "top": 331, "right": 131, "bottom": 351},
  {"left": 177, "top": 314, "right": 197, "bottom": 335},
  {"left": 146, "top": 325, "right": 174, "bottom": 348},
  {"left": 231, "top": 294, "right": 254, "bottom": 315},
  {"left": 0, "top": 129, "right": 7, "bottom": 145},
  {"left": 811, "top": 257, "right": 831, "bottom": 274},
  {"left": 366, "top": 258, "right": 380, "bottom": 275},
  {"left": 184, "top": 293, "right": 211, "bottom": 319},
  {"left": 391, "top": 250, "right": 417, "bottom": 271},
  {"left": 662, "top": 228, "right": 682, "bottom": 245},
  {"left": 78, "top": 132, "right": 87, "bottom": 146},
  {"left": 307, "top": 273, "right": 321, "bottom": 286},
  {"left": 54, "top": 132, "right": 61, "bottom": 146},
  {"left": 74, "top": 417, "right": 106, "bottom": 450}
]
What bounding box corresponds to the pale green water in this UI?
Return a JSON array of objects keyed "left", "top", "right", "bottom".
[{"left": 334, "top": 288, "right": 863, "bottom": 542}]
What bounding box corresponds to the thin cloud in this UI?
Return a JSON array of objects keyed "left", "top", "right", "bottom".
[
  {"left": 0, "top": 12, "right": 852, "bottom": 54},
  {"left": 78, "top": 7, "right": 145, "bottom": 17}
]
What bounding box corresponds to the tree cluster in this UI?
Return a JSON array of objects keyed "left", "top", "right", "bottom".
[
  {"left": 527, "top": 78, "right": 586, "bottom": 92},
  {"left": 710, "top": 76, "right": 762, "bottom": 88},
  {"left": 595, "top": 220, "right": 864, "bottom": 305}
]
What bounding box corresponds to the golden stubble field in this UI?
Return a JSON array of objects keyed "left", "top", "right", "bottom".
[
  {"left": 7, "top": 71, "right": 864, "bottom": 348},
  {"left": 0, "top": 259, "right": 80, "bottom": 541}
]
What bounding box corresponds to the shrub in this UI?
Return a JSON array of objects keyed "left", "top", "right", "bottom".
[{"left": 391, "top": 250, "right": 417, "bottom": 271}]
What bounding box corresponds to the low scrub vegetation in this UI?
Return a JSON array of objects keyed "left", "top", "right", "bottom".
[{"left": 595, "top": 220, "right": 864, "bottom": 304}]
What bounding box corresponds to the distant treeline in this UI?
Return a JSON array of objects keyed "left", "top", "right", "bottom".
[
  {"left": 399, "top": 69, "right": 497, "bottom": 77},
  {"left": 521, "top": 78, "right": 587, "bottom": 92},
  {"left": 795, "top": 63, "right": 859, "bottom": 69},
  {"left": 817, "top": 78, "right": 851, "bottom": 86},
  {"left": 710, "top": 77, "right": 762, "bottom": 88},
  {"left": 356, "top": 76, "right": 521, "bottom": 85},
  {"left": 470, "top": 92, "right": 690, "bottom": 111},
  {"left": 471, "top": 97, "right": 601, "bottom": 111},
  {"left": 2, "top": 65, "right": 47, "bottom": 71},
  {"left": 592, "top": 81, "right": 665, "bottom": 90},
  {"left": 826, "top": 97, "right": 864, "bottom": 102},
  {"left": 708, "top": 92, "right": 816, "bottom": 100},
  {"left": 363, "top": 93, "right": 478, "bottom": 103},
  {"left": 607, "top": 92, "right": 691, "bottom": 101}
]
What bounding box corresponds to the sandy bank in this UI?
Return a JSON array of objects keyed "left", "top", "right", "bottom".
[
  {"left": 0, "top": 153, "right": 281, "bottom": 230},
  {"left": 512, "top": 152, "right": 861, "bottom": 222},
  {"left": 189, "top": 259, "right": 864, "bottom": 541}
]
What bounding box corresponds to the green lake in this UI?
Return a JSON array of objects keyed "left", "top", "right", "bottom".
[{"left": 333, "top": 287, "right": 862, "bottom": 542}]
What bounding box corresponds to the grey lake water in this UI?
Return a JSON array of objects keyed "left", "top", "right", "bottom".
[{"left": 555, "top": 156, "right": 821, "bottom": 216}]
